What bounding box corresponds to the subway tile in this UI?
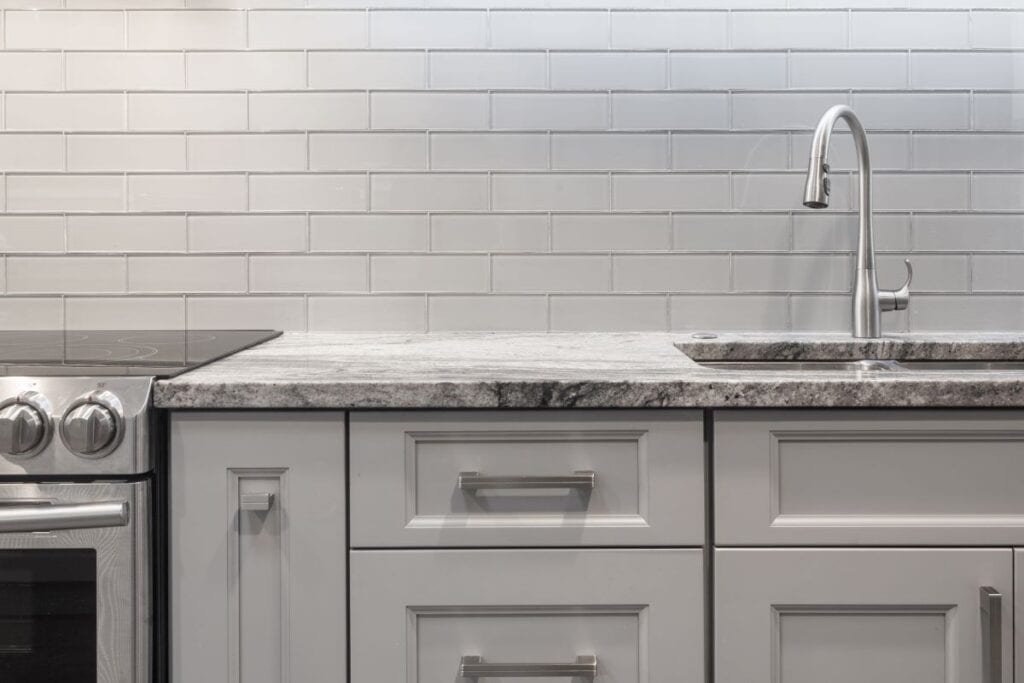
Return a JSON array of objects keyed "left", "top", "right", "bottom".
[
  {"left": 187, "top": 214, "right": 306, "bottom": 253},
  {"left": 791, "top": 132, "right": 910, "bottom": 171},
  {"left": 311, "top": 132, "right": 427, "bottom": 170},
  {"left": 735, "top": 172, "right": 850, "bottom": 211},
  {"left": 550, "top": 53, "right": 666, "bottom": 91},
  {"left": 873, "top": 173, "right": 969, "bottom": 211},
  {"left": 371, "top": 254, "right": 489, "bottom": 292},
  {"left": 791, "top": 52, "right": 908, "bottom": 90},
  {"left": 913, "top": 134, "right": 1024, "bottom": 171},
  {"left": 129, "top": 255, "right": 246, "bottom": 293},
  {"left": 790, "top": 294, "right": 855, "bottom": 332},
  {"left": 732, "top": 11, "right": 847, "bottom": 49},
  {"left": 793, "top": 213, "right": 910, "bottom": 251},
  {"left": 370, "top": 10, "right": 486, "bottom": 48},
  {"left": 128, "top": 174, "right": 247, "bottom": 211},
  {"left": 186, "top": 52, "right": 306, "bottom": 90},
  {"left": 611, "top": 11, "right": 727, "bottom": 49},
  {"left": 552, "top": 214, "right": 671, "bottom": 251},
  {"left": 493, "top": 255, "right": 610, "bottom": 293},
  {"left": 188, "top": 133, "right": 307, "bottom": 171},
  {"left": 911, "top": 295, "right": 1024, "bottom": 331},
  {"left": 911, "top": 52, "right": 1024, "bottom": 90},
  {"left": 613, "top": 254, "right": 730, "bottom": 292},
  {"left": 310, "top": 51, "right": 426, "bottom": 89},
  {"left": 129, "top": 93, "right": 247, "bottom": 131},
  {"left": 0, "top": 216, "right": 65, "bottom": 253},
  {"left": 310, "top": 214, "right": 427, "bottom": 251},
  {"left": 969, "top": 10, "right": 1024, "bottom": 48},
  {"left": 309, "top": 295, "right": 425, "bottom": 332},
  {"left": 490, "top": 11, "right": 609, "bottom": 49},
  {"left": 673, "top": 133, "right": 787, "bottom": 170},
  {"left": 732, "top": 93, "right": 848, "bottom": 131},
  {"left": 734, "top": 253, "right": 850, "bottom": 292},
  {"left": 973, "top": 174, "right": 1024, "bottom": 212},
  {"left": 551, "top": 295, "right": 667, "bottom": 332},
  {"left": 975, "top": 94, "right": 1024, "bottom": 132},
  {"left": 66, "top": 297, "right": 186, "bottom": 330},
  {"left": 553, "top": 133, "right": 668, "bottom": 171},
  {"left": 493, "top": 174, "right": 609, "bottom": 211},
  {"left": 878, "top": 253, "right": 967, "bottom": 292},
  {"left": 8, "top": 175, "right": 124, "bottom": 212},
  {"left": 249, "top": 93, "right": 368, "bottom": 131},
  {"left": 8, "top": 256, "right": 126, "bottom": 294},
  {"left": 68, "top": 215, "right": 187, "bottom": 253},
  {"left": 0, "top": 298, "right": 63, "bottom": 330},
  {"left": 250, "top": 255, "right": 367, "bottom": 293},
  {"left": 851, "top": 10, "right": 969, "bottom": 48},
  {"left": 612, "top": 93, "right": 729, "bottom": 130},
  {"left": 673, "top": 213, "right": 791, "bottom": 251},
  {"left": 6, "top": 10, "right": 123, "bottom": 49},
  {"left": 371, "top": 92, "right": 489, "bottom": 130},
  {"left": 0, "top": 53, "right": 63, "bottom": 90},
  {"left": 0, "top": 134, "right": 64, "bottom": 171},
  {"left": 429, "top": 52, "right": 547, "bottom": 90},
  {"left": 671, "top": 294, "right": 789, "bottom": 331},
  {"left": 612, "top": 173, "right": 730, "bottom": 210},
  {"left": 250, "top": 174, "right": 368, "bottom": 211},
  {"left": 973, "top": 255, "right": 1024, "bottom": 292},
  {"left": 913, "top": 214, "right": 1024, "bottom": 252},
  {"left": 128, "top": 10, "right": 245, "bottom": 49},
  {"left": 371, "top": 173, "right": 488, "bottom": 211},
  {"left": 429, "top": 295, "right": 547, "bottom": 331},
  {"left": 187, "top": 296, "right": 306, "bottom": 330},
  {"left": 493, "top": 94, "right": 609, "bottom": 131},
  {"left": 430, "top": 214, "right": 549, "bottom": 252},
  {"left": 68, "top": 134, "right": 186, "bottom": 171},
  {"left": 7, "top": 94, "right": 125, "bottom": 132},
  {"left": 431, "top": 133, "right": 547, "bottom": 171},
  {"left": 67, "top": 52, "right": 185, "bottom": 91},
  {"left": 852, "top": 93, "right": 970, "bottom": 130},
  {"left": 671, "top": 53, "right": 787, "bottom": 90},
  {"left": 248, "top": 10, "right": 366, "bottom": 48}
]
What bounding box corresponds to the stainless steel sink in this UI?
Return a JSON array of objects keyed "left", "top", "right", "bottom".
[{"left": 697, "top": 359, "right": 1024, "bottom": 373}]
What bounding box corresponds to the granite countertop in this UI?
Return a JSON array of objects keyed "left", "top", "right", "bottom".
[{"left": 153, "top": 332, "right": 1024, "bottom": 409}]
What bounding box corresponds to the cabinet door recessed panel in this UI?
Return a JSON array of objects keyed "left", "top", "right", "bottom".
[{"left": 350, "top": 410, "right": 704, "bottom": 547}]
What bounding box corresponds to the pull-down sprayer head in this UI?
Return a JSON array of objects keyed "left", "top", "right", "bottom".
[{"left": 803, "top": 160, "right": 831, "bottom": 209}]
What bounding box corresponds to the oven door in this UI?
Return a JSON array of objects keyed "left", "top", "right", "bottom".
[{"left": 0, "top": 481, "right": 150, "bottom": 683}]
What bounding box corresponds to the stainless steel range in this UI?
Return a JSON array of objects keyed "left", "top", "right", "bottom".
[{"left": 0, "top": 330, "right": 279, "bottom": 683}]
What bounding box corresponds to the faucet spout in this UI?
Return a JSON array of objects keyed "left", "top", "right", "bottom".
[{"left": 802, "top": 105, "right": 910, "bottom": 339}]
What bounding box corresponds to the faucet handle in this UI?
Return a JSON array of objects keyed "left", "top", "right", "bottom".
[{"left": 880, "top": 259, "right": 912, "bottom": 312}]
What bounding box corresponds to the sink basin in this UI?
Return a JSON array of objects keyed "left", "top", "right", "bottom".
[{"left": 697, "top": 359, "right": 1024, "bottom": 373}]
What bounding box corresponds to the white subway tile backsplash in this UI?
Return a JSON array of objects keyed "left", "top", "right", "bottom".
[
  {"left": 914, "top": 214, "right": 1024, "bottom": 252},
  {"left": 309, "top": 295, "right": 425, "bottom": 332},
  {"left": 369, "top": 10, "right": 487, "bottom": 48},
  {"left": 611, "top": 11, "right": 727, "bottom": 50},
  {"left": 911, "top": 52, "right": 1024, "bottom": 90},
  {"left": 793, "top": 213, "right": 910, "bottom": 251},
  {"left": 8, "top": 175, "right": 124, "bottom": 212},
  {"left": 371, "top": 173, "right": 488, "bottom": 210},
  {"left": 310, "top": 51, "right": 426, "bottom": 89},
  {"left": 613, "top": 173, "right": 729, "bottom": 210},
  {"left": 974, "top": 94, "right": 1024, "bottom": 132},
  {"left": 186, "top": 52, "right": 306, "bottom": 90},
  {"left": 550, "top": 53, "right": 666, "bottom": 91},
  {"left": 613, "top": 254, "right": 731, "bottom": 292},
  {"left": 68, "top": 134, "right": 186, "bottom": 172},
  {"left": 0, "top": 53, "right": 63, "bottom": 91},
  {"left": 250, "top": 174, "right": 368, "bottom": 211},
  {"left": 371, "top": 92, "right": 489, "bottom": 130},
  {"left": 913, "top": 134, "right": 1024, "bottom": 171},
  {"left": 7, "top": 94, "right": 125, "bottom": 132},
  {"left": 972, "top": 255, "right": 1024, "bottom": 292},
  {"left": 250, "top": 255, "right": 367, "bottom": 292},
  {"left": 734, "top": 172, "right": 849, "bottom": 211},
  {"left": 671, "top": 294, "right": 789, "bottom": 331},
  {"left": 248, "top": 10, "right": 366, "bottom": 48},
  {"left": 311, "top": 133, "right": 427, "bottom": 170},
  {"left": 671, "top": 53, "right": 787, "bottom": 91},
  {"left": 873, "top": 173, "right": 970, "bottom": 211},
  {"left": 66, "top": 297, "right": 186, "bottom": 331},
  {"left": 187, "top": 296, "right": 306, "bottom": 330},
  {"left": 128, "top": 255, "right": 246, "bottom": 293},
  {"left": 129, "top": 93, "right": 247, "bottom": 131},
  {"left": 673, "top": 213, "right": 791, "bottom": 251},
  {"left": 8, "top": 256, "right": 126, "bottom": 294},
  {"left": 187, "top": 214, "right": 306, "bottom": 252},
  {"left": 431, "top": 133, "right": 547, "bottom": 171},
  {"left": 490, "top": 11, "right": 609, "bottom": 49},
  {"left": 552, "top": 214, "right": 670, "bottom": 251},
  {"left": 551, "top": 295, "right": 667, "bottom": 331},
  {"left": 0, "top": 134, "right": 64, "bottom": 172},
  {"left": 310, "top": 214, "right": 427, "bottom": 251},
  {"left": 128, "top": 11, "right": 245, "bottom": 49},
  {"left": 67, "top": 52, "right": 185, "bottom": 91},
  {"left": 970, "top": 11, "right": 1024, "bottom": 49},
  {"left": 430, "top": 214, "right": 549, "bottom": 252},
  {"left": 6, "top": 11, "right": 123, "bottom": 49},
  {"left": 972, "top": 174, "right": 1024, "bottom": 211},
  {"left": 128, "top": 174, "right": 247, "bottom": 211},
  {"left": 0, "top": 216, "right": 65, "bottom": 253},
  {"left": 429, "top": 295, "right": 547, "bottom": 331},
  {"left": 493, "top": 254, "right": 610, "bottom": 292},
  {"left": 249, "top": 93, "right": 369, "bottom": 131},
  {"left": 734, "top": 254, "right": 851, "bottom": 292},
  {"left": 732, "top": 93, "right": 850, "bottom": 131},
  {"left": 879, "top": 253, "right": 967, "bottom": 292},
  {"left": 0, "top": 298, "right": 63, "bottom": 330},
  {"left": 553, "top": 133, "right": 668, "bottom": 171},
  {"left": 611, "top": 93, "right": 729, "bottom": 130},
  {"left": 732, "top": 11, "right": 847, "bottom": 49},
  {"left": 430, "top": 52, "right": 546, "bottom": 90},
  {"left": 852, "top": 92, "right": 970, "bottom": 130},
  {"left": 371, "top": 254, "right": 489, "bottom": 292},
  {"left": 493, "top": 93, "right": 609, "bottom": 131},
  {"left": 791, "top": 52, "right": 909, "bottom": 90},
  {"left": 493, "top": 174, "right": 609, "bottom": 211},
  {"left": 673, "top": 133, "right": 788, "bottom": 170},
  {"left": 912, "top": 295, "right": 1024, "bottom": 331},
  {"left": 68, "top": 215, "right": 187, "bottom": 253},
  {"left": 850, "top": 10, "right": 969, "bottom": 48},
  {"left": 188, "top": 133, "right": 306, "bottom": 171},
  {"left": 791, "top": 132, "right": 910, "bottom": 171}
]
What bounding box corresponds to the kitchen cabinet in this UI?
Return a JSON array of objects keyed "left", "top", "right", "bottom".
[{"left": 170, "top": 412, "right": 346, "bottom": 683}]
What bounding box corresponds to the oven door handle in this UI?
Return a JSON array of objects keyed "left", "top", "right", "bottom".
[{"left": 0, "top": 501, "right": 129, "bottom": 533}]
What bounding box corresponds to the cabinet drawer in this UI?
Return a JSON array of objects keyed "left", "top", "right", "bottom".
[
  {"left": 351, "top": 549, "right": 704, "bottom": 683},
  {"left": 715, "top": 409, "right": 1024, "bottom": 545},
  {"left": 350, "top": 410, "right": 704, "bottom": 547}
]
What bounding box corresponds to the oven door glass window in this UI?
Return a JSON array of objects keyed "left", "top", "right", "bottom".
[{"left": 0, "top": 549, "right": 97, "bottom": 683}]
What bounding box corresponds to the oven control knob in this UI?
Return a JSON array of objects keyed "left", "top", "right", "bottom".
[
  {"left": 60, "top": 391, "right": 124, "bottom": 458},
  {"left": 0, "top": 392, "right": 51, "bottom": 457}
]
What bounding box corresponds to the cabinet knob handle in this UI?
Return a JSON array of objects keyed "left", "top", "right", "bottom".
[
  {"left": 240, "top": 493, "right": 274, "bottom": 512},
  {"left": 457, "top": 471, "right": 595, "bottom": 492},
  {"left": 459, "top": 654, "right": 597, "bottom": 679},
  {"left": 981, "top": 586, "right": 1002, "bottom": 683}
]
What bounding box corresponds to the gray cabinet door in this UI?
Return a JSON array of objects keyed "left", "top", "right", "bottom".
[
  {"left": 716, "top": 548, "right": 1012, "bottom": 683},
  {"left": 715, "top": 409, "right": 1024, "bottom": 545},
  {"left": 170, "top": 412, "right": 346, "bottom": 683},
  {"left": 351, "top": 548, "right": 704, "bottom": 683}
]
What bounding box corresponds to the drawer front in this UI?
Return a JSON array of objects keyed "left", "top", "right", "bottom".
[
  {"left": 715, "top": 409, "right": 1024, "bottom": 545},
  {"left": 351, "top": 549, "right": 704, "bottom": 683},
  {"left": 350, "top": 410, "right": 704, "bottom": 547}
]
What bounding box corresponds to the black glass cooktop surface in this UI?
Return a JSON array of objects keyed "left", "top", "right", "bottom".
[{"left": 0, "top": 330, "right": 281, "bottom": 377}]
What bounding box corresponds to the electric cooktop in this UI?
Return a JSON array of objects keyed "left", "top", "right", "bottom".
[{"left": 0, "top": 330, "right": 281, "bottom": 377}]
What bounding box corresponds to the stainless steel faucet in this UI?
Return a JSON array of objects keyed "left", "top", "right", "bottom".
[{"left": 802, "top": 105, "right": 912, "bottom": 338}]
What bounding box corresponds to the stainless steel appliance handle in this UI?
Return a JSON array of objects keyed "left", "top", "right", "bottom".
[
  {"left": 982, "top": 586, "right": 1002, "bottom": 683},
  {"left": 0, "top": 500, "right": 129, "bottom": 533},
  {"left": 459, "top": 655, "right": 597, "bottom": 679},
  {"left": 458, "top": 471, "right": 596, "bottom": 492}
]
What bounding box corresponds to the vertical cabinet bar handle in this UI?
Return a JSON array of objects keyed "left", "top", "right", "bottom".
[
  {"left": 457, "top": 471, "right": 596, "bottom": 492},
  {"left": 981, "top": 586, "right": 1002, "bottom": 683},
  {"left": 459, "top": 655, "right": 597, "bottom": 679}
]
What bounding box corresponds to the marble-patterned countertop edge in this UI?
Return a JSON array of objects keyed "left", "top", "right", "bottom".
[{"left": 154, "top": 331, "right": 1024, "bottom": 409}]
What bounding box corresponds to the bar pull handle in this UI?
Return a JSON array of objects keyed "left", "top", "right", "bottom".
[
  {"left": 0, "top": 501, "right": 128, "bottom": 533},
  {"left": 981, "top": 586, "right": 1002, "bottom": 683},
  {"left": 459, "top": 655, "right": 597, "bottom": 679},
  {"left": 240, "top": 493, "right": 275, "bottom": 512},
  {"left": 458, "top": 471, "right": 596, "bottom": 492}
]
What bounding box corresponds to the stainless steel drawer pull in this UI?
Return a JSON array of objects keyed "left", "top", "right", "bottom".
[
  {"left": 458, "top": 471, "right": 596, "bottom": 492},
  {"left": 982, "top": 586, "right": 1002, "bottom": 683},
  {"left": 240, "top": 493, "right": 275, "bottom": 512},
  {"left": 459, "top": 655, "right": 597, "bottom": 679},
  {"left": 0, "top": 501, "right": 128, "bottom": 533}
]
